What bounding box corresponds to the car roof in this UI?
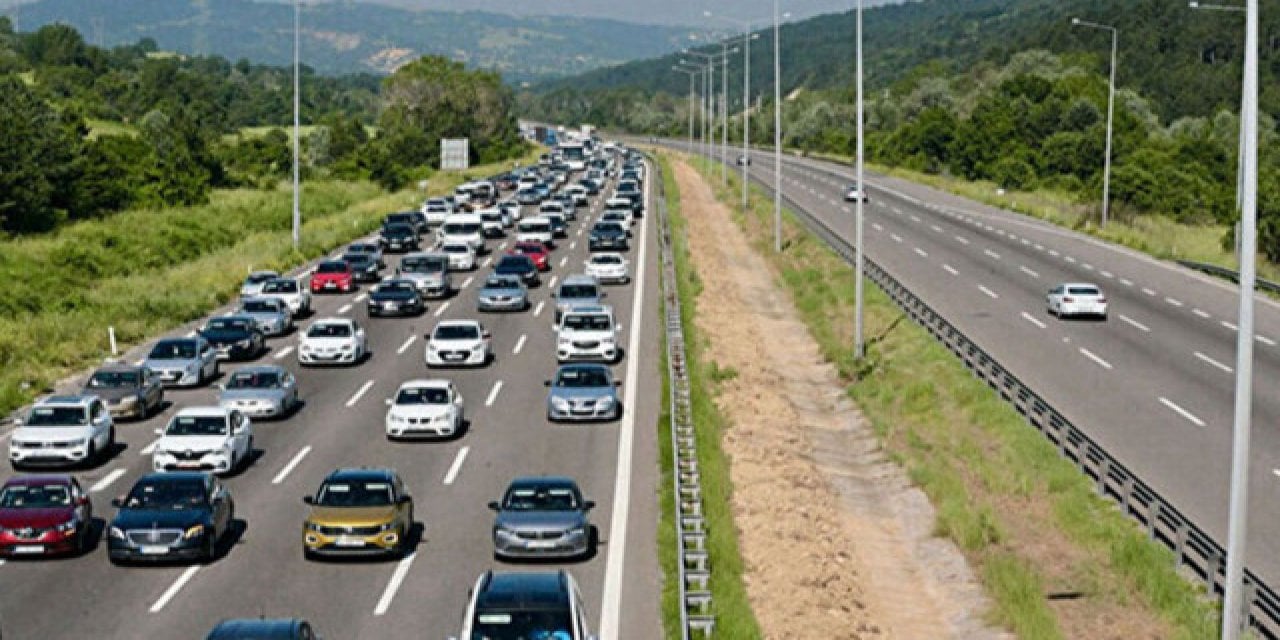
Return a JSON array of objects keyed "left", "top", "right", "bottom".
[
  {"left": 173, "top": 406, "right": 232, "bottom": 418},
  {"left": 230, "top": 365, "right": 287, "bottom": 376},
  {"left": 206, "top": 618, "right": 307, "bottom": 639},
  {"left": 377, "top": 279, "right": 417, "bottom": 288},
  {"left": 241, "top": 296, "right": 285, "bottom": 307},
  {"left": 397, "top": 379, "right": 450, "bottom": 390},
  {"left": 138, "top": 471, "right": 208, "bottom": 484},
  {"left": 436, "top": 319, "right": 481, "bottom": 328},
  {"left": 561, "top": 275, "right": 599, "bottom": 286},
  {"left": 310, "top": 317, "right": 354, "bottom": 326},
  {"left": 1061, "top": 282, "right": 1101, "bottom": 289},
  {"left": 477, "top": 571, "right": 570, "bottom": 611},
  {"left": 557, "top": 363, "right": 610, "bottom": 375},
  {"left": 507, "top": 476, "right": 579, "bottom": 491},
  {"left": 35, "top": 394, "right": 95, "bottom": 408},
  {"left": 325, "top": 467, "right": 397, "bottom": 483},
  {"left": 93, "top": 363, "right": 147, "bottom": 374},
  {"left": 4, "top": 474, "right": 75, "bottom": 487}
]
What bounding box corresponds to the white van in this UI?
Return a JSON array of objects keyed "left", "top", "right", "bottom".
[
  {"left": 517, "top": 217, "right": 554, "bottom": 246},
  {"left": 437, "top": 213, "right": 486, "bottom": 253}
]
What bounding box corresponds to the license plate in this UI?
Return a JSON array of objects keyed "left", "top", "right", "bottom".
[
  {"left": 176, "top": 462, "right": 202, "bottom": 469},
  {"left": 334, "top": 536, "right": 366, "bottom": 547},
  {"left": 324, "top": 282, "right": 336, "bottom": 289},
  {"left": 446, "top": 354, "right": 464, "bottom": 361},
  {"left": 527, "top": 540, "right": 557, "bottom": 549},
  {"left": 139, "top": 545, "right": 169, "bottom": 555},
  {"left": 13, "top": 545, "right": 44, "bottom": 554},
  {"left": 383, "top": 303, "right": 398, "bottom": 311}
]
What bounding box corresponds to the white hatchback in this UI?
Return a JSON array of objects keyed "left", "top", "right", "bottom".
[
  {"left": 384, "top": 379, "right": 464, "bottom": 440},
  {"left": 439, "top": 241, "right": 477, "bottom": 271},
  {"left": 584, "top": 253, "right": 630, "bottom": 285},
  {"left": 425, "top": 320, "right": 492, "bottom": 367},
  {"left": 298, "top": 318, "right": 368, "bottom": 365},
  {"left": 1047, "top": 283, "right": 1108, "bottom": 319},
  {"left": 152, "top": 406, "right": 253, "bottom": 476}
]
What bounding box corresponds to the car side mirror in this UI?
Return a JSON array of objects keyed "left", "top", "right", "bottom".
[
  {"left": 12, "top": 417, "right": 22, "bottom": 426},
  {"left": 614, "top": 380, "right": 622, "bottom": 387},
  {"left": 385, "top": 398, "right": 393, "bottom": 406},
  {"left": 77, "top": 496, "right": 91, "bottom": 506},
  {"left": 356, "top": 329, "right": 366, "bottom": 337},
  {"left": 543, "top": 380, "right": 552, "bottom": 387},
  {"left": 154, "top": 428, "right": 164, "bottom": 436},
  {"left": 583, "top": 500, "right": 596, "bottom": 511},
  {"left": 302, "top": 495, "right": 315, "bottom": 505},
  {"left": 487, "top": 501, "right": 501, "bottom": 511},
  {"left": 482, "top": 331, "right": 492, "bottom": 339},
  {"left": 110, "top": 497, "right": 124, "bottom": 508},
  {"left": 600, "top": 292, "right": 607, "bottom": 298},
  {"left": 397, "top": 495, "right": 412, "bottom": 505}
]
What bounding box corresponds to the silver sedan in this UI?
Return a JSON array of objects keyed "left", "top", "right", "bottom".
[{"left": 217, "top": 365, "right": 299, "bottom": 419}]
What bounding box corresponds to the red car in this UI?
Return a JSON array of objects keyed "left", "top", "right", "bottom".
[
  {"left": 511, "top": 242, "right": 551, "bottom": 271},
  {"left": 311, "top": 260, "right": 355, "bottom": 293},
  {"left": 0, "top": 475, "right": 93, "bottom": 557}
]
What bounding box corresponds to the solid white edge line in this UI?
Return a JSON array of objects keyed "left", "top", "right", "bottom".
[
  {"left": 396, "top": 335, "right": 417, "bottom": 355},
  {"left": 1020, "top": 312, "right": 1047, "bottom": 329},
  {"left": 434, "top": 301, "right": 452, "bottom": 318},
  {"left": 1078, "top": 347, "right": 1113, "bottom": 370},
  {"left": 345, "top": 380, "right": 375, "bottom": 408},
  {"left": 484, "top": 380, "right": 504, "bottom": 407},
  {"left": 513, "top": 334, "right": 527, "bottom": 354},
  {"left": 443, "top": 446, "right": 470, "bottom": 485},
  {"left": 1194, "top": 351, "right": 1234, "bottom": 374},
  {"left": 90, "top": 468, "right": 127, "bottom": 493},
  {"left": 149, "top": 566, "right": 201, "bottom": 613},
  {"left": 533, "top": 301, "right": 546, "bottom": 317},
  {"left": 272, "top": 445, "right": 312, "bottom": 485},
  {"left": 273, "top": 345, "right": 295, "bottom": 360},
  {"left": 373, "top": 552, "right": 417, "bottom": 616},
  {"left": 1119, "top": 314, "right": 1151, "bottom": 332},
  {"left": 1159, "top": 396, "right": 1206, "bottom": 427}
]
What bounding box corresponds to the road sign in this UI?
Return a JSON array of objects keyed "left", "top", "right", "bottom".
[{"left": 441, "top": 138, "right": 470, "bottom": 170}]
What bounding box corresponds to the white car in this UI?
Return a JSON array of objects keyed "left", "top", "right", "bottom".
[
  {"left": 564, "top": 185, "right": 589, "bottom": 207},
  {"left": 517, "top": 217, "right": 554, "bottom": 246},
  {"left": 438, "top": 213, "right": 486, "bottom": 252},
  {"left": 259, "top": 277, "right": 312, "bottom": 317},
  {"left": 240, "top": 271, "right": 280, "bottom": 297},
  {"left": 151, "top": 406, "right": 253, "bottom": 475},
  {"left": 1047, "top": 283, "right": 1108, "bottom": 320},
  {"left": 477, "top": 209, "right": 506, "bottom": 238},
  {"left": 421, "top": 197, "right": 454, "bottom": 226},
  {"left": 498, "top": 201, "right": 521, "bottom": 225},
  {"left": 844, "top": 186, "right": 868, "bottom": 202},
  {"left": 384, "top": 379, "right": 464, "bottom": 440},
  {"left": 584, "top": 253, "right": 630, "bottom": 285},
  {"left": 298, "top": 318, "right": 368, "bottom": 366},
  {"left": 600, "top": 210, "right": 632, "bottom": 231},
  {"left": 439, "top": 241, "right": 477, "bottom": 271},
  {"left": 425, "top": 320, "right": 492, "bottom": 367},
  {"left": 9, "top": 395, "right": 115, "bottom": 469},
  {"left": 539, "top": 202, "right": 567, "bottom": 220},
  {"left": 556, "top": 305, "right": 621, "bottom": 363}
]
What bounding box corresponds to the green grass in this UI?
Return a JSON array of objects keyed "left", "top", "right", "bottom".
[
  {"left": 655, "top": 330, "right": 681, "bottom": 639},
  {"left": 656, "top": 154, "right": 765, "bottom": 639},
  {"left": 225, "top": 124, "right": 379, "bottom": 144},
  {"left": 86, "top": 119, "right": 138, "bottom": 140},
  {"left": 680, "top": 153, "right": 1220, "bottom": 638}
]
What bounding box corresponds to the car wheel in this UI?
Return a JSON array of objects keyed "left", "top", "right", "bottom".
[
  {"left": 85, "top": 442, "right": 97, "bottom": 467},
  {"left": 202, "top": 535, "right": 217, "bottom": 563},
  {"left": 106, "top": 426, "right": 116, "bottom": 452}
]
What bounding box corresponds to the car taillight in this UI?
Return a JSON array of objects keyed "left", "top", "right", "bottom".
[{"left": 1062, "top": 296, "right": 1074, "bottom": 303}]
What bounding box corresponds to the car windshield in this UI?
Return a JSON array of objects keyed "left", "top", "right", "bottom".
[
  {"left": 1068, "top": 287, "right": 1101, "bottom": 296},
  {"left": 481, "top": 212, "right": 502, "bottom": 222},
  {"left": 226, "top": 371, "right": 280, "bottom": 389},
  {"left": 384, "top": 225, "right": 413, "bottom": 237},
  {"left": 563, "top": 315, "right": 611, "bottom": 331},
  {"left": 519, "top": 222, "right": 550, "bottom": 232},
  {"left": 497, "top": 258, "right": 532, "bottom": 272},
  {"left": 316, "top": 262, "right": 348, "bottom": 274},
  {"left": 0, "top": 484, "right": 73, "bottom": 509},
  {"left": 166, "top": 415, "right": 228, "bottom": 437},
  {"left": 603, "top": 213, "right": 626, "bottom": 221},
  {"left": 444, "top": 223, "right": 482, "bottom": 235},
  {"left": 241, "top": 299, "right": 280, "bottom": 313},
  {"left": 377, "top": 283, "right": 414, "bottom": 294},
  {"left": 315, "top": 481, "right": 394, "bottom": 507},
  {"left": 149, "top": 340, "right": 197, "bottom": 360},
  {"left": 558, "top": 285, "right": 597, "bottom": 300},
  {"left": 205, "top": 318, "right": 251, "bottom": 332},
  {"left": 434, "top": 325, "right": 480, "bottom": 340},
  {"left": 514, "top": 245, "right": 543, "bottom": 255},
  {"left": 245, "top": 272, "right": 276, "bottom": 284},
  {"left": 484, "top": 276, "right": 521, "bottom": 289},
  {"left": 591, "top": 255, "right": 622, "bottom": 265},
  {"left": 308, "top": 323, "right": 353, "bottom": 338},
  {"left": 89, "top": 370, "right": 139, "bottom": 388},
  {"left": 472, "top": 611, "right": 574, "bottom": 640},
  {"left": 386, "top": 214, "right": 412, "bottom": 225},
  {"left": 349, "top": 244, "right": 376, "bottom": 253},
  {"left": 261, "top": 280, "right": 298, "bottom": 294},
  {"left": 503, "top": 486, "right": 580, "bottom": 511},
  {"left": 555, "top": 368, "right": 610, "bottom": 388},
  {"left": 395, "top": 387, "right": 449, "bottom": 405},
  {"left": 25, "top": 406, "right": 88, "bottom": 426},
  {"left": 443, "top": 245, "right": 470, "bottom": 254},
  {"left": 123, "top": 479, "right": 207, "bottom": 510},
  {"left": 343, "top": 254, "right": 373, "bottom": 266},
  {"left": 595, "top": 223, "right": 624, "bottom": 234}
]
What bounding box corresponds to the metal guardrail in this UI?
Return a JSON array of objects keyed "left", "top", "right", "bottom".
[
  {"left": 724, "top": 154, "right": 1280, "bottom": 638},
  {"left": 1178, "top": 259, "right": 1280, "bottom": 295},
  {"left": 649, "top": 154, "right": 716, "bottom": 639}
]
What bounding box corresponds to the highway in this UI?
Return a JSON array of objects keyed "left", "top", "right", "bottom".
[
  {"left": 673, "top": 141, "right": 1280, "bottom": 584},
  {"left": 0, "top": 167, "right": 663, "bottom": 638}
]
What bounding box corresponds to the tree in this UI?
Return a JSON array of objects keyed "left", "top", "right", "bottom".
[{"left": 0, "top": 76, "right": 84, "bottom": 233}]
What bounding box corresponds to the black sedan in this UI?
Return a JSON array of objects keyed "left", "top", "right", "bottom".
[
  {"left": 108, "top": 472, "right": 234, "bottom": 564},
  {"left": 342, "top": 252, "right": 381, "bottom": 283},
  {"left": 380, "top": 223, "right": 420, "bottom": 253},
  {"left": 495, "top": 254, "right": 541, "bottom": 287},
  {"left": 367, "top": 279, "right": 425, "bottom": 317},
  {"left": 198, "top": 316, "right": 265, "bottom": 361},
  {"left": 589, "top": 222, "right": 629, "bottom": 252}
]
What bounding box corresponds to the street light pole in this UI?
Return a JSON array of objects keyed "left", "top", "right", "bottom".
[
  {"left": 742, "top": 27, "right": 751, "bottom": 211},
  {"left": 854, "top": 0, "right": 865, "bottom": 360},
  {"left": 1071, "top": 17, "right": 1117, "bottom": 228},
  {"left": 673, "top": 66, "right": 698, "bottom": 154},
  {"left": 773, "top": 0, "right": 782, "bottom": 253},
  {"left": 291, "top": 0, "right": 301, "bottom": 250},
  {"left": 721, "top": 41, "right": 729, "bottom": 185},
  {"left": 1188, "top": 1, "right": 1246, "bottom": 216}
]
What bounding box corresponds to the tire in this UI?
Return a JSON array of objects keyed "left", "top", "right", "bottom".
[
  {"left": 85, "top": 443, "right": 97, "bottom": 467},
  {"left": 202, "top": 535, "right": 217, "bottom": 563}
]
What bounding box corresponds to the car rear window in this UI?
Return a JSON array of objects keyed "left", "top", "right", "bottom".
[{"left": 1068, "top": 287, "right": 1101, "bottom": 296}]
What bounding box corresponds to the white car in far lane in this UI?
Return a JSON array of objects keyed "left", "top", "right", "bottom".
[
  {"left": 1046, "top": 283, "right": 1108, "bottom": 320},
  {"left": 584, "top": 253, "right": 630, "bottom": 285},
  {"left": 439, "top": 241, "right": 477, "bottom": 272},
  {"left": 298, "top": 318, "right": 368, "bottom": 366},
  {"left": 384, "top": 379, "right": 464, "bottom": 440},
  {"left": 425, "top": 320, "right": 492, "bottom": 368}
]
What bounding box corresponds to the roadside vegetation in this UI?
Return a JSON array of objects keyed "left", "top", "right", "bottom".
[{"left": 677, "top": 152, "right": 1220, "bottom": 638}]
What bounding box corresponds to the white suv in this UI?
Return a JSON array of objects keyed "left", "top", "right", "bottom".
[
  {"left": 9, "top": 395, "right": 115, "bottom": 469},
  {"left": 152, "top": 407, "right": 253, "bottom": 475},
  {"left": 384, "top": 379, "right": 464, "bottom": 440},
  {"left": 556, "top": 305, "right": 620, "bottom": 363},
  {"left": 425, "top": 320, "right": 492, "bottom": 367},
  {"left": 421, "top": 197, "right": 454, "bottom": 226},
  {"left": 437, "top": 213, "right": 486, "bottom": 253}
]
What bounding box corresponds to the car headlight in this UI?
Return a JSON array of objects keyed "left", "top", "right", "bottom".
[
  {"left": 76, "top": 438, "right": 91, "bottom": 447},
  {"left": 306, "top": 521, "right": 323, "bottom": 533},
  {"left": 389, "top": 414, "right": 406, "bottom": 424},
  {"left": 427, "top": 343, "right": 440, "bottom": 352},
  {"left": 186, "top": 362, "right": 200, "bottom": 373},
  {"left": 118, "top": 395, "right": 139, "bottom": 406},
  {"left": 567, "top": 526, "right": 586, "bottom": 537},
  {"left": 237, "top": 339, "right": 252, "bottom": 348},
  {"left": 184, "top": 524, "right": 205, "bottom": 539},
  {"left": 109, "top": 526, "right": 125, "bottom": 539},
  {"left": 597, "top": 397, "right": 615, "bottom": 409},
  {"left": 601, "top": 337, "right": 616, "bottom": 346},
  {"left": 472, "top": 344, "right": 485, "bottom": 352},
  {"left": 55, "top": 519, "right": 78, "bottom": 533},
  {"left": 551, "top": 397, "right": 570, "bottom": 410},
  {"left": 558, "top": 337, "right": 572, "bottom": 346}
]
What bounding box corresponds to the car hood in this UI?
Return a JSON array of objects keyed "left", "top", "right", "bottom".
[
  {"left": 241, "top": 310, "right": 286, "bottom": 322},
  {"left": 82, "top": 386, "right": 139, "bottom": 402},
  {"left": 156, "top": 434, "right": 230, "bottom": 452},
  {"left": 550, "top": 387, "right": 614, "bottom": 401},
  {"left": 479, "top": 287, "right": 524, "bottom": 298},
  {"left": 592, "top": 229, "right": 626, "bottom": 239},
  {"left": 494, "top": 509, "right": 586, "bottom": 532},
  {"left": 0, "top": 506, "right": 77, "bottom": 529},
  {"left": 220, "top": 388, "right": 284, "bottom": 403},
  {"left": 12, "top": 426, "right": 92, "bottom": 443},
  {"left": 200, "top": 329, "right": 252, "bottom": 343},
  {"left": 307, "top": 505, "right": 398, "bottom": 526},
  {"left": 112, "top": 507, "right": 209, "bottom": 531},
  {"left": 430, "top": 338, "right": 483, "bottom": 349},
  {"left": 371, "top": 290, "right": 417, "bottom": 302},
  {"left": 561, "top": 329, "right": 613, "bottom": 342},
  {"left": 144, "top": 357, "right": 198, "bottom": 370},
  {"left": 388, "top": 404, "right": 454, "bottom": 420},
  {"left": 312, "top": 272, "right": 350, "bottom": 282},
  {"left": 302, "top": 336, "right": 356, "bottom": 348}
]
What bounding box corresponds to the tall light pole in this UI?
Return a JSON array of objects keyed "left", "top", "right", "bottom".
[
  {"left": 721, "top": 40, "right": 730, "bottom": 184},
  {"left": 773, "top": 0, "right": 783, "bottom": 253},
  {"left": 291, "top": 0, "right": 301, "bottom": 250},
  {"left": 673, "top": 66, "right": 699, "bottom": 155},
  {"left": 707, "top": 13, "right": 769, "bottom": 213},
  {"left": 1188, "top": 1, "right": 1246, "bottom": 218},
  {"left": 685, "top": 48, "right": 733, "bottom": 172},
  {"left": 1071, "top": 17, "right": 1117, "bottom": 228},
  {"left": 854, "top": 0, "right": 866, "bottom": 360}
]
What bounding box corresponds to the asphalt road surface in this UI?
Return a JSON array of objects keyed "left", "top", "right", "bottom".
[{"left": 0, "top": 167, "right": 663, "bottom": 639}]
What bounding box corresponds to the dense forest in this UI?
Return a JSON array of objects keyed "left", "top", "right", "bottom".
[{"left": 0, "top": 18, "right": 524, "bottom": 235}]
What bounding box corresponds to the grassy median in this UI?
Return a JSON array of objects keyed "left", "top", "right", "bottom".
[{"left": 680, "top": 153, "right": 1219, "bottom": 638}]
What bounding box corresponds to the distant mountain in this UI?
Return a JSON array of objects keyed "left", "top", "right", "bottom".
[{"left": 2, "top": 0, "right": 691, "bottom": 81}]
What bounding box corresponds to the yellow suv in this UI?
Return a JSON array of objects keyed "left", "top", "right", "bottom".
[{"left": 302, "top": 468, "right": 413, "bottom": 559}]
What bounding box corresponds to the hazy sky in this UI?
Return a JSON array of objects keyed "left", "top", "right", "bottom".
[{"left": 320, "top": 0, "right": 868, "bottom": 27}]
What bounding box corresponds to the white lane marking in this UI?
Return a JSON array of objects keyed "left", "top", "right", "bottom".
[
  {"left": 1222, "top": 320, "right": 1238, "bottom": 331},
  {"left": 140, "top": 438, "right": 161, "bottom": 456},
  {"left": 914, "top": 247, "right": 929, "bottom": 258},
  {"left": 954, "top": 235, "right": 970, "bottom": 245},
  {"left": 872, "top": 223, "right": 883, "bottom": 231},
  {"left": 1020, "top": 238, "right": 1031, "bottom": 245},
  {"left": 337, "top": 303, "right": 352, "bottom": 315},
  {"left": 274, "top": 345, "right": 295, "bottom": 360},
  {"left": 577, "top": 228, "right": 584, "bottom": 237},
  {"left": 374, "top": 552, "right": 418, "bottom": 616},
  {"left": 443, "top": 447, "right": 470, "bottom": 486},
  {"left": 1078, "top": 347, "right": 1113, "bottom": 370},
  {"left": 485, "top": 380, "right": 504, "bottom": 407},
  {"left": 1034, "top": 243, "right": 1044, "bottom": 251},
  {"left": 570, "top": 241, "right": 577, "bottom": 250},
  {"left": 149, "top": 566, "right": 201, "bottom": 613},
  {"left": 1064, "top": 256, "right": 1077, "bottom": 263},
  {"left": 1258, "top": 335, "right": 1277, "bottom": 346},
  {"left": 909, "top": 214, "right": 921, "bottom": 223},
  {"left": 434, "top": 301, "right": 452, "bottom": 317},
  {"left": 983, "top": 224, "right": 994, "bottom": 231},
  {"left": 1049, "top": 249, "right": 1060, "bottom": 257},
  {"left": 996, "top": 229, "right": 1007, "bottom": 236},
  {"left": 1159, "top": 397, "right": 1206, "bottom": 428},
  {"left": 1082, "top": 263, "right": 1095, "bottom": 271},
  {"left": 513, "top": 334, "right": 527, "bottom": 354},
  {"left": 482, "top": 257, "right": 492, "bottom": 268},
  {"left": 942, "top": 264, "right": 959, "bottom": 276},
  {"left": 461, "top": 276, "right": 474, "bottom": 289},
  {"left": 1120, "top": 278, "right": 1134, "bottom": 286},
  {"left": 978, "top": 285, "right": 999, "bottom": 299},
  {"left": 1193, "top": 309, "right": 1211, "bottom": 319},
  {"left": 534, "top": 301, "right": 546, "bottom": 317},
  {"left": 560, "top": 256, "right": 568, "bottom": 268},
  {"left": 1021, "top": 312, "right": 1047, "bottom": 329},
  {"left": 272, "top": 446, "right": 312, "bottom": 485},
  {"left": 1019, "top": 266, "right": 1040, "bottom": 278},
  {"left": 1118, "top": 314, "right": 1151, "bottom": 332},
  {"left": 396, "top": 335, "right": 416, "bottom": 355},
  {"left": 345, "top": 380, "right": 375, "bottom": 408},
  {"left": 1142, "top": 287, "right": 1157, "bottom": 296},
  {"left": 355, "top": 293, "right": 368, "bottom": 302},
  {"left": 890, "top": 233, "right": 903, "bottom": 243},
  {"left": 498, "top": 241, "right": 508, "bottom": 250},
  {"left": 549, "top": 276, "right": 559, "bottom": 289},
  {"left": 1165, "top": 297, "right": 1184, "bottom": 307},
  {"left": 1100, "top": 270, "right": 1114, "bottom": 278},
  {"left": 90, "top": 468, "right": 127, "bottom": 493},
  {"left": 1195, "top": 351, "right": 1234, "bottom": 374},
  {"left": 930, "top": 224, "right": 942, "bottom": 233}
]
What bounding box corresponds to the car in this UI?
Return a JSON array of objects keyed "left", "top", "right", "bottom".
[
  {"left": 494, "top": 254, "right": 541, "bottom": 288},
  {"left": 451, "top": 571, "right": 594, "bottom": 640},
  {"left": 549, "top": 194, "right": 578, "bottom": 218},
  {"left": 489, "top": 477, "right": 595, "bottom": 561},
  {"left": 539, "top": 201, "right": 568, "bottom": 221},
  {"left": 380, "top": 223, "right": 420, "bottom": 254},
  {"left": 495, "top": 174, "right": 519, "bottom": 191},
  {"left": 544, "top": 211, "right": 569, "bottom": 239},
  {"left": 420, "top": 198, "right": 454, "bottom": 226},
  {"left": 439, "top": 241, "right": 477, "bottom": 271},
  {"left": 236, "top": 297, "right": 293, "bottom": 337},
  {"left": 198, "top": 316, "right": 266, "bottom": 361},
  {"left": 205, "top": 618, "right": 318, "bottom": 640},
  {"left": 383, "top": 211, "right": 424, "bottom": 235},
  {"left": 556, "top": 305, "right": 620, "bottom": 363},
  {"left": 0, "top": 475, "right": 93, "bottom": 557},
  {"left": 498, "top": 200, "right": 521, "bottom": 225},
  {"left": 553, "top": 275, "right": 604, "bottom": 324},
  {"left": 259, "top": 277, "right": 312, "bottom": 317},
  {"left": 545, "top": 364, "right": 620, "bottom": 423},
  {"left": 583, "top": 253, "right": 630, "bottom": 285},
  {"left": 1047, "top": 283, "right": 1108, "bottom": 320},
  {"left": 297, "top": 318, "right": 368, "bottom": 366},
  {"left": 108, "top": 472, "right": 233, "bottom": 564},
  {"left": 367, "top": 279, "right": 426, "bottom": 317},
  {"left": 398, "top": 252, "right": 452, "bottom": 299},
  {"left": 453, "top": 184, "right": 475, "bottom": 207},
  {"left": 82, "top": 363, "right": 165, "bottom": 420},
  {"left": 341, "top": 252, "right": 381, "bottom": 283},
  {"left": 384, "top": 379, "right": 464, "bottom": 440},
  {"left": 151, "top": 407, "right": 253, "bottom": 475},
  {"left": 477, "top": 274, "right": 531, "bottom": 312},
  {"left": 218, "top": 365, "right": 299, "bottom": 419},
  {"left": 240, "top": 271, "right": 281, "bottom": 297},
  {"left": 144, "top": 337, "right": 220, "bottom": 387},
  {"left": 736, "top": 154, "right": 751, "bottom": 166},
  {"left": 302, "top": 468, "right": 413, "bottom": 559},
  {"left": 843, "top": 186, "right": 869, "bottom": 202},
  {"left": 437, "top": 213, "right": 486, "bottom": 253},
  {"left": 9, "top": 396, "right": 115, "bottom": 470},
  {"left": 310, "top": 260, "right": 356, "bottom": 294},
  {"left": 511, "top": 241, "right": 551, "bottom": 271},
  {"left": 600, "top": 210, "right": 632, "bottom": 231},
  {"left": 517, "top": 217, "right": 554, "bottom": 247},
  {"left": 347, "top": 241, "right": 385, "bottom": 267},
  {"left": 478, "top": 209, "right": 506, "bottom": 238},
  {"left": 577, "top": 178, "right": 600, "bottom": 196},
  {"left": 565, "top": 185, "right": 590, "bottom": 207},
  {"left": 588, "top": 221, "right": 629, "bottom": 252},
  {"left": 425, "top": 320, "right": 492, "bottom": 368},
  {"left": 515, "top": 188, "right": 542, "bottom": 206}
]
